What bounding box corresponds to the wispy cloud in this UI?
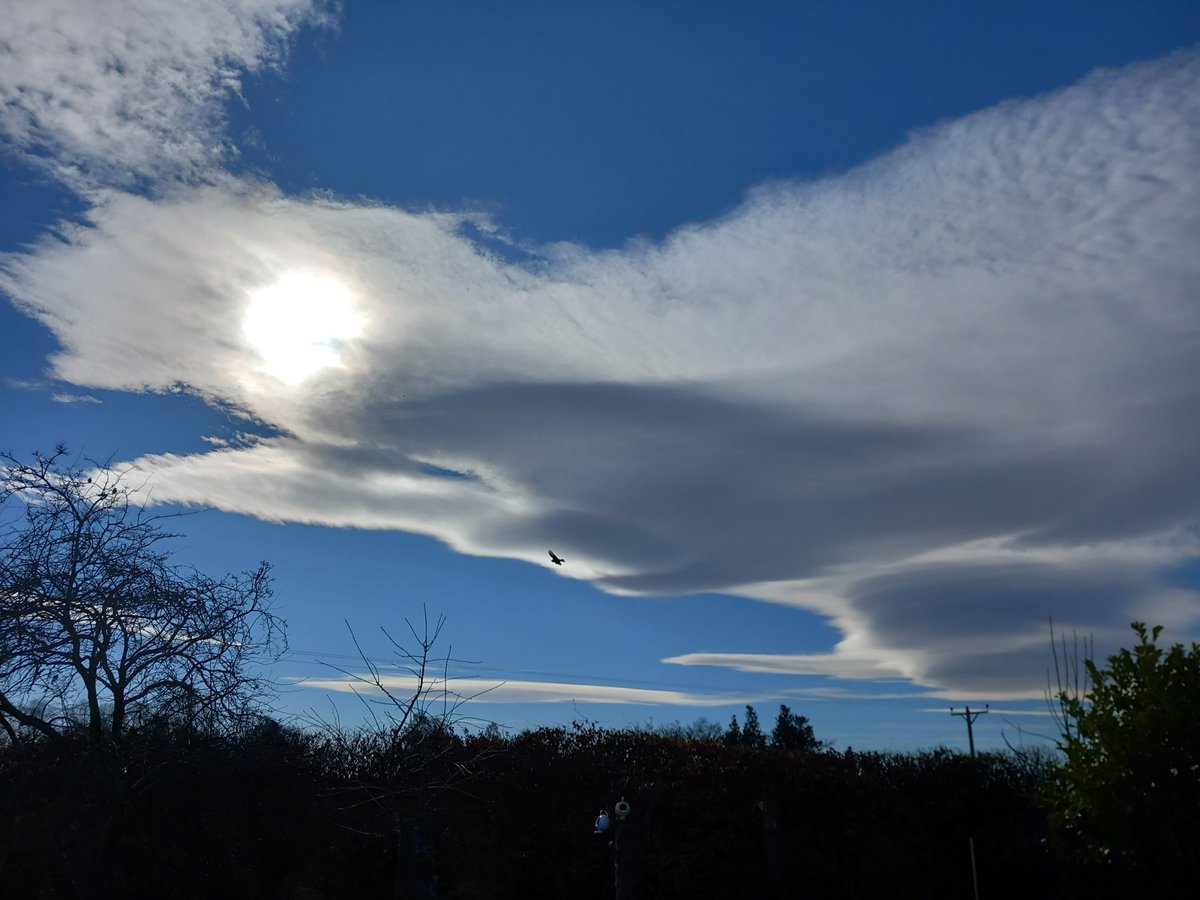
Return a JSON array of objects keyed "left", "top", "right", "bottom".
[
  {"left": 0, "top": 6, "right": 1197, "bottom": 703},
  {"left": 663, "top": 651, "right": 907, "bottom": 680},
  {"left": 51, "top": 392, "right": 102, "bottom": 405},
  {"left": 296, "top": 674, "right": 764, "bottom": 708},
  {"left": 0, "top": 0, "right": 331, "bottom": 191},
  {"left": 295, "top": 673, "right": 929, "bottom": 707}
]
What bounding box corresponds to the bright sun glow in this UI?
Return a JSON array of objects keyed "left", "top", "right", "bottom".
[{"left": 243, "top": 271, "right": 364, "bottom": 384}]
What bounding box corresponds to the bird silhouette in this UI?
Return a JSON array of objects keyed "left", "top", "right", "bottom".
[{"left": 548, "top": 550, "right": 565, "bottom": 565}]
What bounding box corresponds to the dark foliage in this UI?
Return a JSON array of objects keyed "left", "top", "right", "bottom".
[
  {"left": 2, "top": 717, "right": 1070, "bottom": 899},
  {"left": 770, "top": 704, "right": 823, "bottom": 752},
  {"left": 1045, "top": 622, "right": 1200, "bottom": 898}
]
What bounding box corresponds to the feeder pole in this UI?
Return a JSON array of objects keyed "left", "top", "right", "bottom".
[{"left": 951, "top": 705, "right": 988, "bottom": 758}]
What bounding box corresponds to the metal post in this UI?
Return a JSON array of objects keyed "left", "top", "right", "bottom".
[
  {"left": 968, "top": 836, "right": 979, "bottom": 900},
  {"left": 613, "top": 818, "right": 621, "bottom": 900}
]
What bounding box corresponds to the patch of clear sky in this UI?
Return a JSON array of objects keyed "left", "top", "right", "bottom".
[{"left": 231, "top": 0, "right": 1200, "bottom": 249}]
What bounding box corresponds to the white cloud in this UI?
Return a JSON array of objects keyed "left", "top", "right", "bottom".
[
  {"left": 0, "top": 0, "right": 331, "bottom": 190},
  {"left": 1, "top": 48, "right": 1198, "bottom": 700},
  {"left": 297, "top": 673, "right": 934, "bottom": 707},
  {"left": 296, "top": 674, "right": 763, "bottom": 708},
  {"left": 4, "top": 377, "right": 42, "bottom": 391},
  {"left": 663, "top": 651, "right": 908, "bottom": 681},
  {"left": 50, "top": 392, "right": 101, "bottom": 404}
]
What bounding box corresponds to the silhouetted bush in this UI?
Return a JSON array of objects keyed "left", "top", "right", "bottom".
[{"left": 2, "top": 717, "right": 1076, "bottom": 899}]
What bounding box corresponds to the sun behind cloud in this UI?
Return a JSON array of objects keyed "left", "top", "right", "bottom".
[{"left": 242, "top": 271, "right": 364, "bottom": 384}]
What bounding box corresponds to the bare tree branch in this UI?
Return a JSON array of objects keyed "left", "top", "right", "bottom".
[{"left": 0, "top": 448, "right": 286, "bottom": 754}]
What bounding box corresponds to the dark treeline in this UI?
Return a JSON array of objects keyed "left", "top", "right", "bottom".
[{"left": 0, "top": 713, "right": 1114, "bottom": 900}]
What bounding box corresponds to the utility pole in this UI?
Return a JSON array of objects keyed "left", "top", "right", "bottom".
[
  {"left": 950, "top": 705, "right": 989, "bottom": 900},
  {"left": 950, "top": 705, "right": 989, "bottom": 758}
]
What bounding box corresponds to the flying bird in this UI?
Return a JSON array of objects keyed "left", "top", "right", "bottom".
[{"left": 549, "top": 550, "right": 565, "bottom": 566}]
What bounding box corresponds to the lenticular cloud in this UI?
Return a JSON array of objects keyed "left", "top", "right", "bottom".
[{"left": 1, "top": 35, "right": 1198, "bottom": 699}]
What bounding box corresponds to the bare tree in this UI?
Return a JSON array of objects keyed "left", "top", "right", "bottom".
[
  {"left": 0, "top": 447, "right": 285, "bottom": 757},
  {"left": 328, "top": 610, "right": 479, "bottom": 733},
  {"left": 309, "top": 610, "right": 498, "bottom": 899},
  {"left": 1046, "top": 619, "right": 1093, "bottom": 747},
  {"left": 310, "top": 609, "right": 496, "bottom": 798}
]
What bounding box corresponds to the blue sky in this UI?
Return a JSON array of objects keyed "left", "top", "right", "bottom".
[{"left": 2, "top": 0, "right": 1198, "bottom": 751}]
